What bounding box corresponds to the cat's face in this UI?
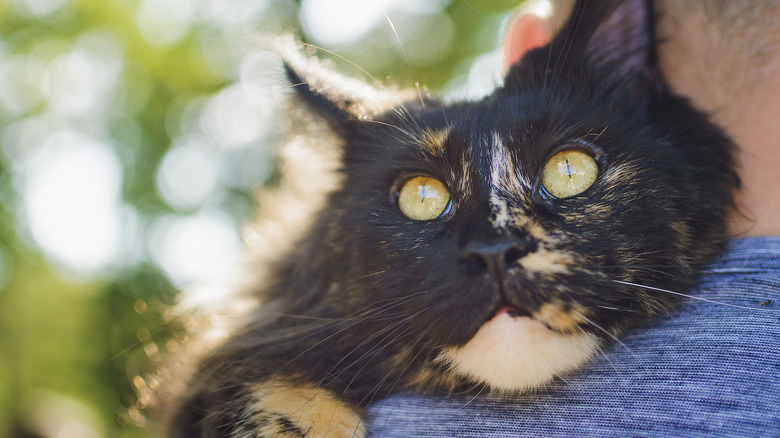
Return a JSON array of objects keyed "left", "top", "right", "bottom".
[{"left": 280, "top": 0, "right": 737, "bottom": 391}]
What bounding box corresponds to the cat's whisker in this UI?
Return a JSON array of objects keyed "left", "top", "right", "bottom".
[
  {"left": 259, "top": 306, "right": 426, "bottom": 345},
  {"left": 380, "top": 335, "right": 437, "bottom": 396},
  {"left": 596, "top": 305, "right": 641, "bottom": 314},
  {"left": 268, "top": 313, "right": 425, "bottom": 433},
  {"left": 589, "top": 124, "right": 609, "bottom": 140},
  {"left": 573, "top": 310, "right": 637, "bottom": 358},
  {"left": 614, "top": 280, "right": 780, "bottom": 312},
  {"left": 110, "top": 323, "right": 178, "bottom": 361},
  {"left": 357, "top": 346, "right": 425, "bottom": 410},
  {"left": 415, "top": 82, "right": 427, "bottom": 109},
  {"left": 267, "top": 306, "right": 420, "bottom": 374},
  {"left": 318, "top": 313, "right": 431, "bottom": 426},
  {"left": 322, "top": 315, "right": 420, "bottom": 384},
  {"left": 361, "top": 119, "right": 416, "bottom": 139},
  {"left": 328, "top": 318, "right": 430, "bottom": 438},
  {"left": 295, "top": 41, "right": 427, "bottom": 137},
  {"left": 546, "top": 1, "right": 583, "bottom": 96},
  {"left": 456, "top": 380, "right": 490, "bottom": 397},
  {"left": 382, "top": 11, "right": 413, "bottom": 73},
  {"left": 575, "top": 325, "right": 628, "bottom": 385},
  {"left": 283, "top": 380, "right": 366, "bottom": 438},
  {"left": 283, "top": 298, "right": 423, "bottom": 367},
  {"left": 364, "top": 337, "right": 440, "bottom": 436},
  {"left": 297, "top": 42, "right": 385, "bottom": 91},
  {"left": 397, "top": 112, "right": 424, "bottom": 139},
  {"left": 358, "top": 269, "right": 389, "bottom": 280},
  {"left": 457, "top": 380, "right": 490, "bottom": 410},
  {"left": 334, "top": 322, "right": 420, "bottom": 400},
  {"left": 345, "top": 290, "right": 430, "bottom": 320},
  {"left": 265, "top": 313, "right": 340, "bottom": 321}
]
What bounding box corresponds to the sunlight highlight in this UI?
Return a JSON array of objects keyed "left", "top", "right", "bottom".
[
  {"left": 11, "top": 0, "right": 70, "bottom": 18},
  {"left": 136, "top": 0, "right": 194, "bottom": 48},
  {"left": 299, "top": 0, "right": 453, "bottom": 49},
  {"left": 148, "top": 212, "right": 242, "bottom": 287},
  {"left": 22, "top": 131, "right": 124, "bottom": 276},
  {"left": 156, "top": 141, "right": 219, "bottom": 211}
]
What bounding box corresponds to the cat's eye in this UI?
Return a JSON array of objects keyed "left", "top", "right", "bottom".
[
  {"left": 397, "top": 176, "right": 452, "bottom": 220},
  {"left": 541, "top": 150, "right": 598, "bottom": 198}
]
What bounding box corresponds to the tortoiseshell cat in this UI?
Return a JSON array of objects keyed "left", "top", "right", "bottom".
[{"left": 169, "top": 0, "right": 738, "bottom": 436}]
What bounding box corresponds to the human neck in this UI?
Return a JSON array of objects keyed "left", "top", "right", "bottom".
[
  {"left": 720, "top": 72, "right": 780, "bottom": 237},
  {"left": 659, "top": 48, "right": 780, "bottom": 237}
]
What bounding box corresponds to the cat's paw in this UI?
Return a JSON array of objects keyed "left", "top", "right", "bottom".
[{"left": 234, "top": 379, "right": 365, "bottom": 438}]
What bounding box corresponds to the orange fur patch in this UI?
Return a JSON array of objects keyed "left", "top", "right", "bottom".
[
  {"left": 417, "top": 127, "right": 450, "bottom": 156},
  {"left": 248, "top": 379, "right": 365, "bottom": 438},
  {"left": 532, "top": 302, "right": 588, "bottom": 333},
  {"left": 519, "top": 250, "right": 572, "bottom": 273}
]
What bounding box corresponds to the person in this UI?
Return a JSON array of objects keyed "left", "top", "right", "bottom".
[{"left": 366, "top": 1, "right": 780, "bottom": 435}]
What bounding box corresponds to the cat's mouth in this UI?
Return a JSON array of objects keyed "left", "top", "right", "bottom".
[
  {"left": 487, "top": 304, "right": 584, "bottom": 334},
  {"left": 497, "top": 306, "right": 532, "bottom": 319}
]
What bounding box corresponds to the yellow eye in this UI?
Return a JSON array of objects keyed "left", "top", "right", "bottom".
[
  {"left": 542, "top": 150, "right": 598, "bottom": 198},
  {"left": 398, "top": 176, "right": 451, "bottom": 220}
]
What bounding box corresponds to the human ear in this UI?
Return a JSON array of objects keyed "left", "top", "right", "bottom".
[{"left": 502, "top": 4, "right": 554, "bottom": 71}]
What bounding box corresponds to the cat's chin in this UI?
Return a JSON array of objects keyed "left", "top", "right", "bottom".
[{"left": 436, "top": 310, "right": 600, "bottom": 392}]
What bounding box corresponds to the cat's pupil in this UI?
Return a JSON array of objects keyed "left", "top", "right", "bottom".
[
  {"left": 397, "top": 176, "right": 451, "bottom": 220},
  {"left": 541, "top": 150, "right": 598, "bottom": 198}
]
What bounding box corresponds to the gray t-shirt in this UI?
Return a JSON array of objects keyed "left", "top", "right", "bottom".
[{"left": 367, "top": 237, "right": 780, "bottom": 437}]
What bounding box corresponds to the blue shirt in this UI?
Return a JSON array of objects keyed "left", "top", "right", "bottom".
[{"left": 367, "top": 237, "right": 780, "bottom": 437}]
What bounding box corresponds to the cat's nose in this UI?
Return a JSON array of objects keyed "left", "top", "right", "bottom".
[{"left": 461, "top": 235, "right": 538, "bottom": 281}]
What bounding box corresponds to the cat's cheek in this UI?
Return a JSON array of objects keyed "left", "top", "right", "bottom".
[{"left": 436, "top": 313, "right": 600, "bottom": 392}]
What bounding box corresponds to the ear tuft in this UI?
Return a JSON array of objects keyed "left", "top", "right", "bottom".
[
  {"left": 282, "top": 60, "right": 353, "bottom": 130},
  {"left": 273, "top": 36, "right": 400, "bottom": 131}
]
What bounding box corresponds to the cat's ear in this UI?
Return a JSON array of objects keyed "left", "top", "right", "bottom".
[
  {"left": 279, "top": 42, "right": 397, "bottom": 133},
  {"left": 561, "top": 0, "right": 660, "bottom": 85},
  {"left": 282, "top": 61, "right": 359, "bottom": 133}
]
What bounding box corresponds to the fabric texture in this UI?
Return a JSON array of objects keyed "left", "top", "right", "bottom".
[{"left": 366, "top": 237, "right": 780, "bottom": 437}]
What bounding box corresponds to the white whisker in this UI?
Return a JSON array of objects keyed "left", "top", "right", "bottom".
[
  {"left": 575, "top": 326, "right": 627, "bottom": 385},
  {"left": 614, "top": 280, "right": 780, "bottom": 312},
  {"left": 573, "top": 310, "right": 637, "bottom": 359}
]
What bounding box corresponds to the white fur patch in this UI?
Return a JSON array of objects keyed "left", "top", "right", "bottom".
[
  {"left": 490, "top": 193, "right": 512, "bottom": 231},
  {"left": 488, "top": 132, "right": 531, "bottom": 231},
  {"left": 438, "top": 312, "right": 600, "bottom": 392},
  {"left": 490, "top": 132, "right": 510, "bottom": 192},
  {"left": 490, "top": 133, "right": 512, "bottom": 231}
]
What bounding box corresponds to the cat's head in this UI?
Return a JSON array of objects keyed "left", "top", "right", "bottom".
[{"left": 275, "top": 0, "right": 738, "bottom": 392}]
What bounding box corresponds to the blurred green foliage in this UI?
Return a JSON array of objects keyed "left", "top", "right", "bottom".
[{"left": 0, "top": 0, "right": 523, "bottom": 436}]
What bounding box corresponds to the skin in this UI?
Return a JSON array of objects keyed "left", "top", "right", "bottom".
[
  {"left": 706, "top": 71, "right": 780, "bottom": 237},
  {"left": 504, "top": 0, "right": 780, "bottom": 237}
]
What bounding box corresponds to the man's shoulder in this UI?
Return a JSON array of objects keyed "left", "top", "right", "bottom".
[{"left": 366, "top": 237, "right": 780, "bottom": 437}]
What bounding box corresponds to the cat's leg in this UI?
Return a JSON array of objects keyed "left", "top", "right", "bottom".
[
  {"left": 170, "top": 311, "right": 380, "bottom": 437},
  {"left": 232, "top": 378, "right": 365, "bottom": 438},
  {"left": 170, "top": 376, "right": 366, "bottom": 438}
]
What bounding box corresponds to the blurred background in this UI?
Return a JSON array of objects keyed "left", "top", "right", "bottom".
[{"left": 0, "top": 0, "right": 534, "bottom": 436}]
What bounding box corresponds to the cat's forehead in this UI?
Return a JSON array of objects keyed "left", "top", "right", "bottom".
[
  {"left": 404, "top": 119, "right": 541, "bottom": 232},
  {"left": 410, "top": 108, "right": 552, "bottom": 190},
  {"left": 414, "top": 90, "right": 580, "bottom": 155}
]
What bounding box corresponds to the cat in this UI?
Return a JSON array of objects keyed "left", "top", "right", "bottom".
[{"left": 168, "top": 0, "right": 738, "bottom": 436}]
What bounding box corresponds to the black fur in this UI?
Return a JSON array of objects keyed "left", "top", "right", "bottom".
[{"left": 169, "top": 0, "right": 738, "bottom": 435}]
